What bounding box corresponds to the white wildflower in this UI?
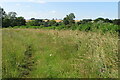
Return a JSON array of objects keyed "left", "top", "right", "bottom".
[{"left": 50, "top": 54, "right": 52, "bottom": 56}]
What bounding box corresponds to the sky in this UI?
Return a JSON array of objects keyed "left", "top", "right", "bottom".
[{"left": 0, "top": 1, "right": 119, "bottom": 20}]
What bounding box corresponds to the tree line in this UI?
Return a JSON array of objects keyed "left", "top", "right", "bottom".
[
  {"left": 1, "top": 8, "right": 26, "bottom": 27},
  {"left": 0, "top": 7, "right": 119, "bottom": 32}
]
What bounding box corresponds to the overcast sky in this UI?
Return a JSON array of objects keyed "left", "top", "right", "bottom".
[{"left": 0, "top": 0, "right": 119, "bottom": 20}]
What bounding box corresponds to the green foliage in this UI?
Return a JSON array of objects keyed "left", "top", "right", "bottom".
[
  {"left": 48, "top": 20, "right": 56, "bottom": 26},
  {"left": 112, "top": 19, "right": 120, "bottom": 25},
  {"left": 13, "top": 22, "right": 118, "bottom": 33},
  {"left": 80, "top": 19, "right": 92, "bottom": 24},
  {"left": 76, "top": 22, "right": 118, "bottom": 33},
  {"left": 26, "top": 19, "right": 59, "bottom": 27},
  {"left": 78, "top": 22, "right": 92, "bottom": 31},
  {"left": 26, "top": 19, "right": 44, "bottom": 26},
  {"left": 26, "top": 20, "right": 36, "bottom": 26},
  {"left": 16, "top": 17, "right": 26, "bottom": 26},
  {"left": 55, "top": 25, "right": 65, "bottom": 30},
  {"left": 94, "top": 17, "right": 105, "bottom": 22},
  {"left": 63, "top": 13, "right": 75, "bottom": 26},
  {"left": 2, "top": 18, "right": 11, "bottom": 28},
  {"left": 2, "top": 9, "right": 26, "bottom": 27}
]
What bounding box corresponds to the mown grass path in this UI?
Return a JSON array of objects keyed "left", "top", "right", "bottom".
[{"left": 18, "top": 45, "right": 35, "bottom": 78}]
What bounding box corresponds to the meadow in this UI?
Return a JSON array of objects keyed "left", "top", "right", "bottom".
[{"left": 2, "top": 28, "right": 118, "bottom": 78}]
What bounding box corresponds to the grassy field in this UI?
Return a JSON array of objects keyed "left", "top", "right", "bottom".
[{"left": 2, "top": 28, "right": 118, "bottom": 78}]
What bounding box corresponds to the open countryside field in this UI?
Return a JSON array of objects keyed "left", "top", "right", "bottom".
[{"left": 2, "top": 28, "right": 118, "bottom": 78}]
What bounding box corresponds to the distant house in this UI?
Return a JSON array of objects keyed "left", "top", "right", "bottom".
[
  {"left": 26, "top": 20, "right": 32, "bottom": 22},
  {"left": 43, "top": 19, "right": 62, "bottom": 22},
  {"left": 55, "top": 20, "right": 62, "bottom": 22},
  {"left": 43, "top": 19, "right": 49, "bottom": 22},
  {"left": 75, "top": 20, "right": 80, "bottom": 22}
]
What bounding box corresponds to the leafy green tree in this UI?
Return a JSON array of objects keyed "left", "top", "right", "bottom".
[
  {"left": 26, "top": 19, "right": 43, "bottom": 26},
  {"left": 68, "top": 13, "right": 75, "bottom": 20},
  {"left": 26, "top": 20, "right": 36, "bottom": 26},
  {"left": 54, "top": 22, "right": 59, "bottom": 26},
  {"left": 2, "top": 18, "right": 11, "bottom": 28},
  {"left": 34, "top": 19, "right": 43, "bottom": 26},
  {"left": 94, "top": 17, "right": 104, "bottom": 22},
  {"left": 2, "top": 12, "right": 18, "bottom": 27},
  {"left": 1, "top": 8, "right": 8, "bottom": 27},
  {"left": 113, "top": 19, "right": 120, "bottom": 25},
  {"left": 63, "top": 17, "right": 69, "bottom": 25},
  {"left": 0, "top": 7, "right": 6, "bottom": 18},
  {"left": 81, "top": 19, "right": 92, "bottom": 24},
  {"left": 7, "top": 12, "right": 17, "bottom": 19},
  {"left": 30, "top": 18, "right": 35, "bottom": 20},
  {"left": 63, "top": 13, "right": 75, "bottom": 26},
  {"left": 48, "top": 20, "right": 56, "bottom": 26},
  {"left": 43, "top": 22, "right": 49, "bottom": 27},
  {"left": 1, "top": 8, "right": 26, "bottom": 27},
  {"left": 16, "top": 17, "right": 26, "bottom": 26},
  {"left": 104, "top": 18, "right": 112, "bottom": 23}
]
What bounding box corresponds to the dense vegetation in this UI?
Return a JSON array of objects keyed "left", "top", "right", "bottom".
[
  {"left": 1, "top": 7, "right": 119, "bottom": 78},
  {"left": 2, "top": 29, "right": 118, "bottom": 78},
  {"left": 1, "top": 8, "right": 119, "bottom": 33}
]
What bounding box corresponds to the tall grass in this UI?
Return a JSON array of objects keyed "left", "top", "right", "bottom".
[{"left": 2, "top": 28, "right": 118, "bottom": 78}]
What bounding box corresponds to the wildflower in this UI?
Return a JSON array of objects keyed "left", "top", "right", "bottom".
[{"left": 50, "top": 54, "right": 52, "bottom": 56}]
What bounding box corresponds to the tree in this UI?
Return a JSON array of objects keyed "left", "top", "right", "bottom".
[
  {"left": 7, "top": 12, "right": 17, "bottom": 19},
  {"left": 48, "top": 20, "right": 56, "bottom": 26},
  {"left": 0, "top": 8, "right": 8, "bottom": 27},
  {"left": 26, "top": 19, "right": 43, "bottom": 26},
  {"left": 68, "top": 13, "right": 75, "bottom": 20},
  {"left": 113, "top": 19, "right": 120, "bottom": 25},
  {"left": 63, "top": 17, "right": 69, "bottom": 25},
  {"left": 0, "top": 7, "right": 6, "bottom": 18},
  {"left": 6, "top": 12, "right": 17, "bottom": 27},
  {"left": 16, "top": 17, "right": 26, "bottom": 26},
  {"left": 94, "top": 17, "right": 104, "bottom": 22},
  {"left": 1, "top": 9, "right": 12, "bottom": 27},
  {"left": 2, "top": 18, "right": 11, "bottom": 28},
  {"left": 63, "top": 13, "right": 75, "bottom": 26},
  {"left": 81, "top": 19, "right": 92, "bottom": 24},
  {"left": 43, "top": 22, "right": 49, "bottom": 27},
  {"left": 1, "top": 8, "right": 26, "bottom": 27},
  {"left": 30, "top": 18, "right": 35, "bottom": 20},
  {"left": 104, "top": 18, "right": 112, "bottom": 23},
  {"left": 26, "top": 20, "right": 36, "bottom": 26}
]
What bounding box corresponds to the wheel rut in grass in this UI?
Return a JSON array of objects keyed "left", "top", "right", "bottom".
[{"left": 18, "top": 45, "right": 35, "bottom": 78}]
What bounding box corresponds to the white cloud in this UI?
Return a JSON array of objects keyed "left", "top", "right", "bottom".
[
  {"left": 15, "top": 3, "right": 21, "bottom": 6},
  {"left": 15, "top": 3, "right": 31, "bottom": 8},
  {"left": 100, "top": 12, "right": 105, "bottom": 16},
  {"left": 50, "top": 10, "right": 56, "bottom": 14},
  {"left": 25, "top": 5, "right": 31, "bottom": 8}
]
